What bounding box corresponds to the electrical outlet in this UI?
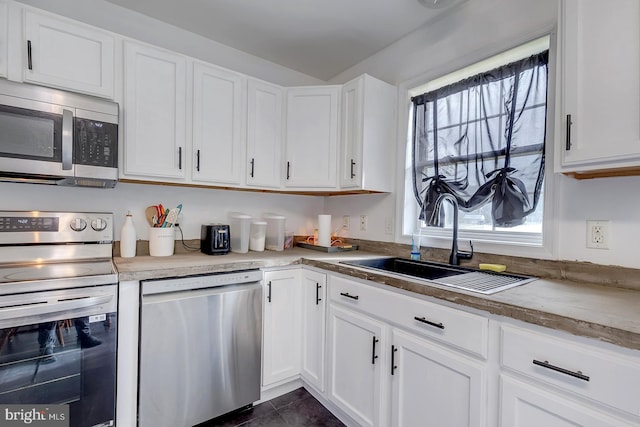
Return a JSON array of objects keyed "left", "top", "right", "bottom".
[
  {"left": 359, "top": 215, "right": 368, "bottom": 231},
  {"left": 342, "top": 215, "right": 350, "bottom": 230},
  {"left": 586, "top": 220, "right": 609, "bottom": 249},
  {"left": 384, "top": 217, "right": 393, "bottom": 235}
]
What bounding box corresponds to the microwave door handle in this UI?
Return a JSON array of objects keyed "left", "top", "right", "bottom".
[
  {"left": 62, "top": 109, "right": 73, "bottom": 170},
  {"left": 0, "top": 294, "right": 113, "bottom": 327}
]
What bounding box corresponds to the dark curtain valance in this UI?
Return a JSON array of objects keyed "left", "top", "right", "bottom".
[{"left": 411, "top": 50, "right": 548, "bottom": 228}]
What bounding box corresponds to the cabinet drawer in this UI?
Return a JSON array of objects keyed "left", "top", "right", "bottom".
[
  {"left": 329, "top": 274, "right": 390, "bottom": 312},
  {"left": 386, "top": 291, "right": 488, "bottom": 359},
  {"left": 329, "top": 275, "right": 488, "bottom": 358},
  {"left": 501, "top": 324, "right": 640, "bottom": 416}
]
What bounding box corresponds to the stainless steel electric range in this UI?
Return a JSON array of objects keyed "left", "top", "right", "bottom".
[{"left": 0, "top": 211, "right": 117, "bottom": 427}]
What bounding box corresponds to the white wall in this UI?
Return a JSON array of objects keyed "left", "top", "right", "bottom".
[
  {"left": 326, "top": 0, "right": 640, "bottom": 269},
  {"left": 0, "top": 182, "right": 324, "bottom": 241},
  {"left": 557, "top": 175, "right": 640, "bottom": 268}
]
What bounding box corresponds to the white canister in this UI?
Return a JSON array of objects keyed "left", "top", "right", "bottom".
[
  {"left": 120, "top": 212, "right": 137, "bottom": 258},
  {"left": 249, "top": 221, "right": 267, "bottom": 252},
  {"left": 149, "top": 227, "right": 175, "bottom": 257}
]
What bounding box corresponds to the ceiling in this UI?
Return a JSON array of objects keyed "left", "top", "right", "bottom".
[{"left": 104, "top": 0, "right": 467, "bottom": 81}]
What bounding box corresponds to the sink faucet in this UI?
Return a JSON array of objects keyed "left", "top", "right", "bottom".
[{"left": 435, "top": 194, "right": 473, "bottom": 265}]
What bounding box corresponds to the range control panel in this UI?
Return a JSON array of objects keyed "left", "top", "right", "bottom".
[
  {"left": 0, "top": 216, "right": 59, "bottom": 232},
  {"left": 0, "top": 211, "right": 113, "bottom": 244}
]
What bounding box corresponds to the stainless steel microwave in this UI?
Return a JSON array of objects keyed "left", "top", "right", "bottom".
[{"left": 0, "top": 79, "right": 119, "bottom": 188}]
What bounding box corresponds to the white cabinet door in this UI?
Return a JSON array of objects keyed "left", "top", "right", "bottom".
[
  {"left": 262, "top": 269, "right": 302, "bottom": 386},
  {"left": 300, "top": 269, "right": 326, "bottom": 392},
  {"left": 23, "top": 11, "right": 114, "bottom": 98},
  {"left": 390, "top": 329, "right": 486, "bottom": 427},
  {"left": 123, "top": 42, "right": 187, "bottom": 180},
  {"left": 192, "top": 63, "right": 245, "bottom": 185},
  {"left": 0, "top": 3, "right": 7, "bottom": 79},
  {"left": 500, "top": 375, "right": 636, "bottom": 427},
  {"left": 559, "top": 0, "right": 640, "bottom": 171},
  {"left": 285, "top": 86, "right": 339, "bottom": 189},
  {"left": 328, "top": 304, "right": 386, "bottom": 427},
  {"left": 340, "top": 74, "right": 396, "bottom": 192},
  {"left": 246, "top": 79, "right": 283, "bottom": 189}
]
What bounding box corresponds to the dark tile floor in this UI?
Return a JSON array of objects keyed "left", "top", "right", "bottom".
[{"left": 203, "top": 387, "right": 345, "bottom": 427}]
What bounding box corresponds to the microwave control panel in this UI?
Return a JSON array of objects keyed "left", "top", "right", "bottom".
[{"left": 74, "top": 118, "right": 118, "bottom": 168}]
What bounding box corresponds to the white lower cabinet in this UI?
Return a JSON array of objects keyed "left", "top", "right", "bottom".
[
  {"left": 390, "top": 329, "right": 486, "bottom": 427},
  {"left": 500, "top": 375, "right": 636, "bottom": 427},
  {"left": 499, "top": 322, "right": 640, "bottom": 426},
  {"left": 262, "top": 269, "right": 301, "bottom": 387},
  {"left": 300, "top": 269, "right": 327, "bottom": 392},
  {"left": 328, "top": 304, "right": 386, "bottom": 427},
  {"left": 327, "top": 274, "right": 487, "bottom": 427},
  {"left": 259, "top": 269, "right": 640, "bottom": 427}
]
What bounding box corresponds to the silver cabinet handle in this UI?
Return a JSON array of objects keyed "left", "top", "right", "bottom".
[{"left": 62, "top": 109, "right": 73, "bottom": 170}]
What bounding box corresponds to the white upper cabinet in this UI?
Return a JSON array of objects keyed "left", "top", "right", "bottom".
[
  {"left": 246, "top": 79, "right": 283, "bottom": 189},
  {"left": 285, "top": 86, "right": 340, "bottom": 189},
  {"left": 340, "top": 74, "right": 396, "bottom": 192},
  {"left": 22, "top": 10, "right": 115, "bottom": 98},
  {"left": 0, "top": 3, "right": 7, "bottom": 78},
  {"left": 123, "top": 41, "right": 187, "bottom": 180},
  {"left": 558, "top": 0, "right": 640, "bottom": 173},
  {"left": 192, "top": 63, "right": 245, "bottom": 185}
]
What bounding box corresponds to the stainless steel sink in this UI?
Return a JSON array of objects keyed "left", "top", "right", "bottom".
[{"left": 341, "top": 257, "right": 535, "bottom": 294}]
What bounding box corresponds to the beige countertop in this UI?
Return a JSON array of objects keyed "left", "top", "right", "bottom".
[{"left": 114, "top": 247, "right": 640, "bottom": 351}]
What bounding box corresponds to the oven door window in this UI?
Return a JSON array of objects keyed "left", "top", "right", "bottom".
[
  {"left": 0, "top": 105, "right": 62, "bottom": 162},
  {"left": 0, "top": 313, "right": 117, "bottom": 427}
]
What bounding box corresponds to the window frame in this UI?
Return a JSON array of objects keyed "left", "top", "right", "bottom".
[{"left": 396, "top": 33, "right": 558, "bottom": 260}]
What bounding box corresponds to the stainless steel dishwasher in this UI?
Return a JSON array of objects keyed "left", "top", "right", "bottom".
[{"left": 138, "top": 270, "right": 262, "bottom": 427}]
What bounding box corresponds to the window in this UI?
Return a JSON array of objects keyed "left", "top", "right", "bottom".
[{"left": 404, "top": 37, "right": 550, "bottom": 248}]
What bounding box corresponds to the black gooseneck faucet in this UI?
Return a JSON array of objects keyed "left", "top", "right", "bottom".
[{"left": 435, "top": 194, "right": 474, "bottom": 265}]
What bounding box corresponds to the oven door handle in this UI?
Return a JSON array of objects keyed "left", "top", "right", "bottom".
[
  {"left": 62, "top": 109, "right": 73, "bottom": 171},
  {"left": 0, "top": 294, "right": 114, "bottom": 324}
]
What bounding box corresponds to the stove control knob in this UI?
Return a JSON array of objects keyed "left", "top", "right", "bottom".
[
  {"left": 70, "top": 217, "right": 87, "bottom": 232},
  {"left": 91, "top": 218, "right": 107, "bottom": 231}
]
